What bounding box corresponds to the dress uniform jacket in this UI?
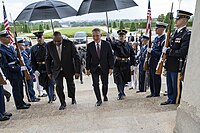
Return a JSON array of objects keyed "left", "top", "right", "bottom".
[
  {"left": 149, "top": 34, "right": 166, "bottom": 69},
  {"left": 165, "top": 27, "right": 191, "bottom": 72}
]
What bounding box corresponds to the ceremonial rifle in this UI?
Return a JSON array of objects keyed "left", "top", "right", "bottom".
[{"left": 155, "top": 3, "right": 174, "bottom": 75}]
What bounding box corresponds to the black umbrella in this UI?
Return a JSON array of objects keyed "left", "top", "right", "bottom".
[
  {"left": 15, "top": 0, "right": 77, "bottom": 32},
  {"left": 77, "top": 0, "right": 138, "bottom": 33}
]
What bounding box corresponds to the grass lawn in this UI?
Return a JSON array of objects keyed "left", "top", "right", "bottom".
[{"left": 44, "top": 27, "right": 106, "bottom": 38}]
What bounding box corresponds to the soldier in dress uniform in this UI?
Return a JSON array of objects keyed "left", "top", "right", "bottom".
[
  {"left": 30, "top": 31, "right": 56, "bottom": 103},
  {"left": 111, "top": 29, "right": 133, "bottom": 100},
  {"left": 0, "top": 30, "right": 30, "bottom": 110},
  {"left": 146, "top": 22, "right": 167, "bottom": 98},
  {"left": 136, "top": 35, "right": 149, "bottom": 93},
  {"left": 18, "top": 39, "right": 40, "bottom": 102},
  {"left": 161, "top": 10, "right": 193, "bottom": 105}
]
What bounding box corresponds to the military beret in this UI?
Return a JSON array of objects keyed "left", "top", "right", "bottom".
[
  {"left": 142, "top": 35, "right": 149, "bottom": 40},
  {"left": 175, "top": 10, "right": 193, "bottom": 20},
  {"left": 0, "top": 30, "right": 9, "bottom": 38},
  {"left": 33, "top": 31, "right": 44, "bottom": 38},
  {"left": 156, "top": 21, "right": 168, "bottom": 28},
  {"left": 117, "top": 29, "right": 127, "bottom": 35}
]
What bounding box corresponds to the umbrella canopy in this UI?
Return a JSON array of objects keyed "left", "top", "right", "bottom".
[
  {"left": 77, "top": 0, "right": 138, "bottom": 15},
  {"left": 77, "top": 0, "right": 138, "bottom": 33},
  {"left": 16, "top": 0, "right": 77, "bottom": 21}
]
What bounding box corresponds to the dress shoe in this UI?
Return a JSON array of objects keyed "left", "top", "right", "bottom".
[
  {"left": 38, "top": 93, "right": 47, "bottom": 97},
  {"left": 3, "top": 112, "right": 12, "bottom": 117},
  {"left": 154, "top": 95, "right": 160, "bottom": 97},
  {"left": 117, "top": 96, "right": 124, "bottom": 100},
  {"left": 48, "top": 100, "right": 53, "bottom": 104},
  {"left": 103, "top": 96, "right": 108, "bottom": 102},
  {"left": 0, "top": 115, "right": 10, "bottom": 121},
  {"left": 17, "top": 105, "right": 30, "bottom": 110},
  {"left": 146, "top": 95, "right": 153, "bottom": 98},
  {"left": 129, "top": 87, "right": 133, "bottom": 90},
  {"left": 31, "top": 98, "right": 40, "bottom": 102},
  {"left": 160, "top": 101, "right": 171, "bottom": 105},
  {"left": 136, "top": 91, "right": 144, "bottom": 93},
  {"left": 81, "top": 81, "right": 83, "bottom": 84},
  {"left": 72, "top": 98, "right": 77, "bottom": 105},
  {"left": 59, "top": 103, "right": 66, "bottom": 110},
  {"left": 53, "top": 94, "right": 57, "bottom": 101},
  {"left": 95, "top": 101, "right": 102, "bottom": 106},
  {"left": 24, "top": 103, "right": 31, "bottom": 107}
]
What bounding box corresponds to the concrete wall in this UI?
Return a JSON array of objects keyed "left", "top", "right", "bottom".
[{"left": 174, "top": 0, "right": 200, "bottom": 132}]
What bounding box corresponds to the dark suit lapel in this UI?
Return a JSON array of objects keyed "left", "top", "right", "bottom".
[
  {"left": 61, "top": 43, "right": 66, "bottom": 62},
  {"left": 100, "top": 41, "right": 104, "bottom": 59},
  {"left": 52, "top": 43, "right": 60, "bottom": 62},
  {"left": 92, "top": 42, "right": 99, "bottom": 59}
]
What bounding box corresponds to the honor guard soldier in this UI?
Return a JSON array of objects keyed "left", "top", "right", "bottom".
[
  {"left": 137, "top": 35, "right": 149, "bottom": 93},
  {"left": 18, "top": 39, "right": 40, "bottom": 102},
  {"left": 161, "top": 10, "right": 193, "bottom": 105},
  {"left": 31, "top": 31, "right": 56, "bottom": 102},
  {"left": 112, "top": 29, "right": 133, "bottom": 100},
  {"left": 0, "top": 30, "right": 31, "bottom": 110},
  {"left": 146, "top": 22, "right": 167, "bottom": 98}
]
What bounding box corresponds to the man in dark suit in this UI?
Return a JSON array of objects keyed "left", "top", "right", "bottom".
[
  {"left": 128, "top": 33, "right": 135, "bottom": 42},
  {"left": 46, "top": 31, "right": 81, "bottom": 110},
  {"left": 86, "top": 28, "right": 114, "bottom": 106},
  {"left": 161, "top": 10, "right": 193, "bottom": 105}
]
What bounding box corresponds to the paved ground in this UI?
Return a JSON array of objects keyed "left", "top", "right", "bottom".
[{"left": 0, "top": 75, "right": 177, "bottom": 133}]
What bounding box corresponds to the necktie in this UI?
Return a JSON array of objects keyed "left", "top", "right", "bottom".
[
  {"left": 57, "top": 45, "right": 61, "bottom": 60},
  {"left": 96, "top": 43, "right": 100, "bottom": 58}
]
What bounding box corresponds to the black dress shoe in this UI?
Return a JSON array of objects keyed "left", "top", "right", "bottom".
[
  {"left": 24, "top": 103, "right": 31, "bottom": 107},
  {"left": 48, "top": 100, "right": 53, "bottom": 103},
  {"left": 53, "top": 94, "right": 57, "bottom": 101},
  {"left": 95, "top": 101, "right": 102, "bottom": 106},
  {"left": 59, "top": 103, "right": 66, "bottom": 110},
  {"left": 31, "top": 98, "right": 40, "bottom": 102},
  {"left": 17, "top": 105, "right": 30, "bottom": 110},
  {"left": 117, "top": 96, "right": 124, "bottom": 100},
  {"left": 103, "top": 96, "right": 108, "bottom": 102},
  {"left": 81, "top": 81, "right": 83, "bottom": 84},
  {"left": 0, "top": 115, "right": 10, "bottom": 121},
  {"left": 129, "top": 87, "right": 133, "bottom": 90},
  {"left": 72, "top": 98, "right": 77, "bottom": 105},
  {"left": 160, "top": 101, "right": 171, "bottom": 105},
  {"left": 3, "top": 112, "right": 12, "bottom": 117},
  {"left": 136, "top": 91, "right": 143, "bottom": 93},
  {"left": 38, "top": 94, "right": 47, "bottom": 97},
  {"left": 146, "top": 95, "right": 153, "bottom": 98},
  {"left": 6, "top": 95, "right": 11, "bottom": 102}
]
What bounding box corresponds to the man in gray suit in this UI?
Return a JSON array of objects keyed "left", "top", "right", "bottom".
[{"left": 46, "top": 31, "right": 81, "bottom": 110}]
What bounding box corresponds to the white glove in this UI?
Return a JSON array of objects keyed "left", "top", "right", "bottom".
[
  {"left": 147, "top": 48, "right": 152, "bottom": 53},
  {"left": 34, "top": 70, "right": 40, "bottom": 77},
  {"left": 162, "top": 46, "right": 169, "bottom": 54},
  {"left": 21, "top": 66, "right": 27, "bottom": 71}
]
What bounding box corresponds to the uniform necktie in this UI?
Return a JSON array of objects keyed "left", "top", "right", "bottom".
[{"left": 96, "top": 43, "right": 100, "bottom": 58}]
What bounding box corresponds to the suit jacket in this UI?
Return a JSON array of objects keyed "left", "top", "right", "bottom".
[
  {"left": 46, "top": 39, "right": 81, "bottom": 79},
  {"left": 165, "top": 27, "right": 191, "bottom": 72},
  {"left": 86, "top": 40, "right": 114, "bottom": 74}
]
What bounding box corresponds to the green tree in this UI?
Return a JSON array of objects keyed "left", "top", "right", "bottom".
[
  {"left": 39, "top": 24, "right": 44, "bottom": 31},
  {"left": 110, "top": 28, "right": 112, "bottom": 33},
  {"left": 164, "top": 12, "right": 174, "bottom": 31},
  {"left": 119, "top": 21, "right": 125, "bottom": 30},
  {"left": 23, "top": 23, "right": 29, "bottom": 33},
  {"left": 112, "top": 21, "right": 117, "bottom": 28},
  {"left": 46, "top": 24, "right": 50, "bottom": 30},
  {"left": 157, "top": 14, "right": 165, "bottom": 22},
  {"left": 129, "top": 22, "right": 137, "bottom": 31},
  {"left": 1, "top": 24, "right": 4, "bottom": 31}
]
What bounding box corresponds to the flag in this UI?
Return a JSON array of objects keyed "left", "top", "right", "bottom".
[
  {"left": 145, "top": 0, "right": 152, "bottom": 34},
  {"left": 3, "top": 2, "right": 14, "bottom": 45}
]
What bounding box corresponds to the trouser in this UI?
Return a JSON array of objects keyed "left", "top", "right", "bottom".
[
  {"left": 35, "top": 73, "right": 44, "bottom": 96},
  {"left": 0, "top": 86, "right": 5, "bottom": 114},
  {"left": 139, "top": 69, "right": 146, "bottom": 92},
  {"left": 55, "top": 71, "right": 76, "bottom": 105},
  {"left": 91, "top": 67, "right": 108, "bottom": 102},
  {"left": 47, "top": 79, "right": 55, "bottom": 101},
  {"left": 9, "top": 76, "right": 25, "bottom": 107},
  {"left": 166, "top": 71, "right": 182, "bottom": 104},
  {"left": 144, "top": 70, "right": 150, "bottom": 90},
  {"left": 149, "top": 67, "right": 161, "bottom": 96},
  {"left": 26, "top": 77, "right": 37, "bottom": 101}
]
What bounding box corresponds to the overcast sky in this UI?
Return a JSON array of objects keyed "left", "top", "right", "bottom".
[{"left": 0, "top": 0, "right": 197, "bottom": 22}]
